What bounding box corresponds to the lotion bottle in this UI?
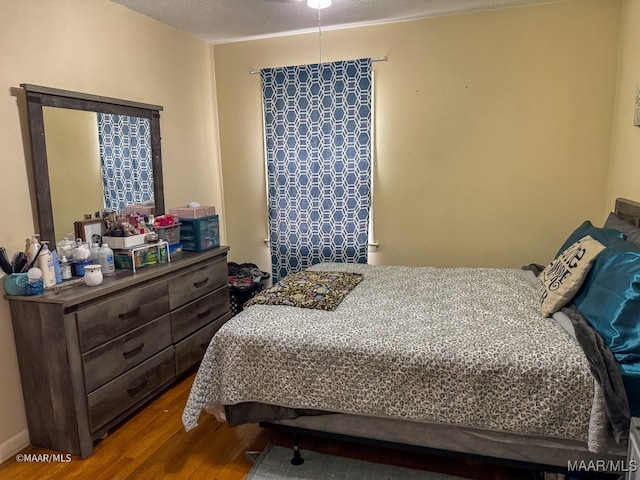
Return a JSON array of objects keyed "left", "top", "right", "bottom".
[
  {"left": 38, "top": 241, "right": 57, "bottom": 288},
  {"left": 27, "top": 234, "right": 40, "bottom": 264}
]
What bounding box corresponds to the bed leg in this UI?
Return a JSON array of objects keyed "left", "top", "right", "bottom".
[{"left": 291, "top": 435, "right": 304, "bottom": 465}]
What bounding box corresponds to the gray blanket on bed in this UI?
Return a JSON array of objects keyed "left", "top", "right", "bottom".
[
  {"left": 562, "top": 305, "right": 630, "bottom": 445},
  {"left": 523, "top": 263, "right": 630, "bottom": 445},
  {"left": 183, "top": 263, "right": 613, "bottom": 451}
]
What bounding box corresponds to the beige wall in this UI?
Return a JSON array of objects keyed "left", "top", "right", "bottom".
[
  {"left": 215, "top": 0, "right": 621, "bottom": 271},
  {"left": 44, "top": 108, "right": 103, "bottom": 241},
  {"left": 0, "top": 0, "right": 223, "bottom": 460},
  {"left": 0, "top": 0, "right": 632, "bottom": 463},
  {"left": 608, "top": 0, "right": 640, "bottom": 205}
]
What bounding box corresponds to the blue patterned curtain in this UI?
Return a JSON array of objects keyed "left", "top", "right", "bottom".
[
  {"left": 261, "top": 58, "right": 372, "bottom": 281},
  {"left": 97, "top": 113, "right": 154, "bottom": 212}
]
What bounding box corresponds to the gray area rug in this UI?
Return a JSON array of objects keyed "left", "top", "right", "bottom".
[{"left": 245, "top": 444, "right": 469, "bottom": 480}]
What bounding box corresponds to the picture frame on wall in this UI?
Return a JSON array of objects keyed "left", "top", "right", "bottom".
[
  {"left": 74, "top": 218, "right": 104, "bottom": 245},
  {"left": 635, "top": 83, "right": 640, "bottom": 127}
]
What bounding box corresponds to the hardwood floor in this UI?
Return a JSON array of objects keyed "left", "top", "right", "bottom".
[{"left": 0, "top": 370, "right": 539, "bottom": 480}]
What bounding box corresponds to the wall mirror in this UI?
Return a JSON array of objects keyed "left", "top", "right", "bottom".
[{"left": 21, "top": 84, "right": 165, "bottom": 245}]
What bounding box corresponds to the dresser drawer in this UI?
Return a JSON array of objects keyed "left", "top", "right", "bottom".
[
  {"left": 78, "top": 280, "right": 169, "bottom": 352},
  {"left": 167, "top": 256, "right": 226, "bottom": 310},
  {"left": 87, "top": 347, "right": 175, "bottom": 432},
  {"left": 175, "top": 314, "right": 230, "bottom": 376},
  {"left": 82, "top": 315, "right": 172, "bottom": 393},
  {"left": 171, "top": 286, "right": 229, "bottom": 342}
]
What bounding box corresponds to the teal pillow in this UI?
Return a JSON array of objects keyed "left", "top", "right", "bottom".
[
  {"left": 619, "top": 361, "right": 640, "bottom": 417},
  {"left": 573, "top": 236, "right": 640, "bottom": 363},
  {"left": 555, "top": 220, "right": 625, "bottom": 257}
]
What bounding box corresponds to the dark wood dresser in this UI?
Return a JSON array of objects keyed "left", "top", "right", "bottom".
[{"left": 6, "top": 247, "right": 230, "bottom": 458}]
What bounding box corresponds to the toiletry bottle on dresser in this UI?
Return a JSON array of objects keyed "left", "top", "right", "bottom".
[
  {"left": 38, "top": 242, "right": 57, "bottom": 287},
  {"left": 60, "top": 255, "right": 72, "bottom": 280},
  {"left": 26, "top": 268, "right": 44, "bottom": 296},
  {"left": 27, "top": 234, "right": 40, "bottom": 263},
  {"left": 90, "top": 242, "right": 100, "bottom": 264},
  {"left": 98, "top": 244, "right": 115, "bottom": 276},
  {"left": 51, "top": 249, "right": 62, "bottom": 284}
]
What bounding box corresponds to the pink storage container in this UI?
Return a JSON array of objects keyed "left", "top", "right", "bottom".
[
  {"left": 123, "top": 204, "right": 155, "bottom": 216},
  {"left": 168, "top": 206, "right": 216, "bottom": 219}
]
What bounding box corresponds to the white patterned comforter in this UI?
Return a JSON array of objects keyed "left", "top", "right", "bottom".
[{"left": 182, "top": 263, "right": 604, "bottom": 449}]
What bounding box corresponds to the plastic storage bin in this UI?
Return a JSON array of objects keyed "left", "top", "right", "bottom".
[
  {"left": 228, "top": 262, "right": 270, "bottom": 316},
  {"left": 155, "top": 223, "right": 181, "bottom": 245},
  {"left": 179, "top": 215, "right": 219, "bottom": 252},
  {"left": 229, "top": 282, "right": 263, "bottom": 316}
]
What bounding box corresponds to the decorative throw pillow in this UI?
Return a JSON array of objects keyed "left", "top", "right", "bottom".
[{"left": 534, "top": 235, "right": 605, "bottom": 317}]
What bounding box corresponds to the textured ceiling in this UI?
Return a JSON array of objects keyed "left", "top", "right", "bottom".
[{"left": 111, "top": 0, "right": 563, "bottom": 44}]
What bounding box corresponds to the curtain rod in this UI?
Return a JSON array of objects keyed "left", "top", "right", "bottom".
[{"left": 249, "top": 56, "right": 387, "bottom": 75}]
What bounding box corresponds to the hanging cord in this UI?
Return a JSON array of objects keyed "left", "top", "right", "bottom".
[
  {"left": 315, "top": 6, "right": 325, "bottom": 251},
  {"left": 317, "top": 6, "right": 323, "bottom": 65},
  {"left": 315, "top": 5, "right": 323, "bottom": 160},
  {"left": 317, "top": 4, "right": 324, "bottom": 140}
]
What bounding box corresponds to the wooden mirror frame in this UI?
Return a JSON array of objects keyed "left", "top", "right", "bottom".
[{"left": 21, "top": 83, "right": 165, "bottom": 244}]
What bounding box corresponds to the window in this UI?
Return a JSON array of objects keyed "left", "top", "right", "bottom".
[{"left": 261, "top": 58, "right": 373, "bottom": 281}]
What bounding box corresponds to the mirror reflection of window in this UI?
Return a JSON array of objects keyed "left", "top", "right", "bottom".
[{"left": 97, "top": 113, "right": 154, "bottom": 212}]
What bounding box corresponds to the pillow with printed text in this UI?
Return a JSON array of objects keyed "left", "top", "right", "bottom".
[{"left": 534, "top": 235, "right": 605, "bottom": 317}]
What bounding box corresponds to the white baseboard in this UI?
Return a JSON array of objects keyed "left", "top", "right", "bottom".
[{"left": 0, "top": 429, "right": 30, "bottom": 464}]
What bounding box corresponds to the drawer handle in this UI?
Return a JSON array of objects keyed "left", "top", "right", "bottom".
[
  {"left": 122, "top": 343, "right": 145, "bottom": 359},
  {"left": 193, "top": 278, "right": 209, "bottom": 288},
  {"left": 118, "top": 307, "right": 141, "bottom": 321},
  {"left": 127, "top": 376, "right": 149, "bottom": 396},
  {"left": 196, "top": 308, "right": 212, "bottom": 319}
]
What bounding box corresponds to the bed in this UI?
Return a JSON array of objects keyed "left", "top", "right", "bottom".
[{"left": 182, "top": 198, "right": 640, "bottom": 470}]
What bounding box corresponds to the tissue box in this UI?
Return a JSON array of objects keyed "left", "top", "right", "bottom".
[{"left": 169, "top": 206, "right": 216, "bottom": 219}]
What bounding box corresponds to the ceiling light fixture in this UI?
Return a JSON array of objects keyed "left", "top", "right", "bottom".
[{"left": 307, "top": 0, "right": 331, "bottom": 9}]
